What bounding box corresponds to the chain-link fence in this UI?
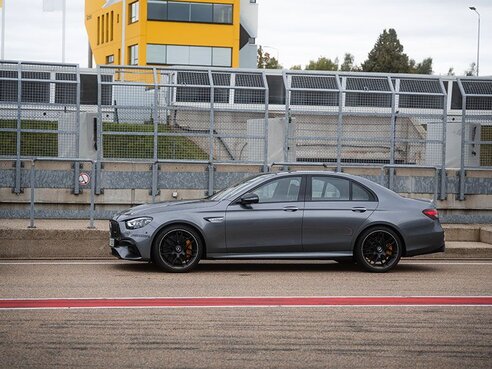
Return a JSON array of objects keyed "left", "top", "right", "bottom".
[
  {"left": 284, "top": 72, "right": 447, "bottom": 168},
  {"left": 0, "top": 61, "right": 80, "bottom": 192},
  {"left": 457, "top": 78, "right": 492, "bottom": 199},
  {"left": 1, "top": 62, "right": 492, "bottom": 200}
]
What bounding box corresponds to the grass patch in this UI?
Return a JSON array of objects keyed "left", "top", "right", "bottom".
[
  {"left": 103, "top": 122, "right": 208, "bottom": 160},
  {"left": 0, "top": 120, "right": 58, "bottom": 157},
  {"left": 0, "top": 120, "right": 208, "bottom": 160}
]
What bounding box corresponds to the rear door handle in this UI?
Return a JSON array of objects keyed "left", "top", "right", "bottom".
[
  {"left": 283, "top": 206, "right": 299, "bottom": 212},
  {"left": 352, "top": 207, "right": 367, "bottom": 213}
]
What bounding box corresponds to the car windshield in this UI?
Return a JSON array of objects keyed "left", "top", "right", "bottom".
[{"left": 208, "top": 173, "right": 275, "bottom": 201}]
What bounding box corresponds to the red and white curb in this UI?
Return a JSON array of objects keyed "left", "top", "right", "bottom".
[{"left": 0, "top": 296, "right": 491, "bottom": 310}]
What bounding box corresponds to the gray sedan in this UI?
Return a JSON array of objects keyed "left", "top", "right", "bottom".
[{"left": 110, "top": 171, "right": 445, "bottom": 273}]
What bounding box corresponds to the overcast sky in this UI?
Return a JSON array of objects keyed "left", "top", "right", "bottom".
[{"left": 1, "top": 0, "right": 491, "bottom": 76}]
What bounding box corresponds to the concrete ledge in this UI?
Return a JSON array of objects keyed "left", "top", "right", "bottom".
[
  {"left": 480, "top": 227, "right": 492, "bottom": 245},
  {"left": 413, "top": 242, "right": 492, "bottom": 259},
  {"left": 442, "top": 224, "right": 481, "bottom": 242},
  {"left": 0, "top": 220, "right": 110, "bottom": 259}
]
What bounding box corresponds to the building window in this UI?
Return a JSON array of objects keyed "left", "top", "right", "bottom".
[
  {"left": 106, "top": 55, "right": 115, "bottom": 64},
  {"left": 212, "top": 47, "right": 231, "bottom": 67},
  {"left": 147, "top": 44, "right": 231, "bottom": 67},
  {"left": 129, "top": 1, "right": 139, "bottom": 24},
  {"left": 190, "top": 3, "right": 213, "bottom": 23},
  {"left": 110, "top": 11, "right": 114, "bottom": 41},
  {"left": 168, "top": 2, "right": 189, "bottom": 21},
  {"left": 148, "top": 1, "right": 232, "bottom": 25},
  {"left": 147, "top": 44, "right": 167, "bottom": 64},
  {"left": 213, "top": 4, "right": 232, "bottom": 24},
  {"left": 97, "top": 16, "right": 100, "bottom": 45},
  {"left": 148, "top": 0, "right": 167, "bottom": 21},
  {"left": 129, "top": 44, "right": 138, "bottom": 65}
]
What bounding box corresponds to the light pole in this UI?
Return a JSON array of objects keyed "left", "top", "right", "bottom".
[{"left": 469, "top": 6, "right": 480, "bottom": 76}]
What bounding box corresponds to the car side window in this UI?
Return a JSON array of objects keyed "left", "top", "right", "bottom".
[
  {"left": 352, "top": 182, "right": 373, "bottom": 201},
  {"left": 311, "top": 177, "right": 350, "bottom": 201},
  {"left": 252, "top": 177, "right": 302, "bottom": 203}
]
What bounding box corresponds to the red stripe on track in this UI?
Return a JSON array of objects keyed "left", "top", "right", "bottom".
[{"left": 1, "top": 297, "right": 491, "bottom": 309}]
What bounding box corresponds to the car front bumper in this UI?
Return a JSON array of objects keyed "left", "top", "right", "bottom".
[{"left": 109, "top": 219, "right": 153, "bottom": 261}]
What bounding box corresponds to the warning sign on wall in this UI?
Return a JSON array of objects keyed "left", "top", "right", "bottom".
[{"left": 78, "top": 172, "right": 90, "bottom": 186}]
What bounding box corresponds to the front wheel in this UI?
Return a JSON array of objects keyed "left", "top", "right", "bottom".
[
  {"left": 354, "top": 227, "right": 402, "bottom": 273},
  {"left": 152, "top": 225, "right": 203, "bottom": 273}
]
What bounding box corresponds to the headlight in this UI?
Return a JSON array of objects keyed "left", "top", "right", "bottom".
[{"left": 125, "top": 217, "right": 153, "bottom": 230}]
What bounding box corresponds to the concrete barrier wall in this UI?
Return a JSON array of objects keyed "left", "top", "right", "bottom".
[{"left": 0, "top": 162, "right": 491, "bottom": 223}]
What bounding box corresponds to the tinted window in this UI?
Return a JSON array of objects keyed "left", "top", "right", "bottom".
[
  {"left": 213, "top": 4, "right": 232, "bottom": 23},
  {"left": 352, "top": 182, "right": 373, "bottom": 201},
  {"left": 168, "top": 2, "right": 189, "bottom": 21},
  {"left": 148, "top": 1, "right": 167, "bottom": 21},
  {"left": 190, "top": 3, "right": 213, "bottom": 22},
  {"left": 252, "top": 177, "right": 302, "bottom": 203},
  {"left": 311, "top": 177, "right": 349, "bottom": 201}
]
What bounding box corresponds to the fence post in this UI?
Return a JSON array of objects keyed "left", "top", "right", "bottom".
[
  {"left": 388, "top": 76, "right": 396, "bottom": 190},
  {"left": 88, "top": 161, "right": 96, "bottom": 229},
  {"left": 335, "top": 74, "right": 343, "bottom": 172},
  {"left": 262, "top": 71, "right": 269, "bottom": 172},
  {"left": 208, "top": 70, "right": 215, "bottom": 196},
  {"left": 151, "top": 68, "right": 160, "bottom": 203},
  {"left": 457, "top": 78, "right": 467, "bottom": 201},
  {"left": 14, "top": 61, "right": 22, "bottom": 194},
  {"left": 95, "top": 66, "right": 103, "bottom": 195},
  {"left": 439, "top": 77, "right": 448, "bottom": 201},
  {"left": 28, "top": 160, "right": 35, "bottom": 229},
  {"left": 282, "top": 70, "right": 290, "bottom": 169}
]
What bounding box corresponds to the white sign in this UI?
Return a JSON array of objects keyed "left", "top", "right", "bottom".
[{"left": 78, "top": 172, "right": 90, "bottom": 186}]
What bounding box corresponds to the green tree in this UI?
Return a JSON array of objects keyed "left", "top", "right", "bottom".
[
  {"left": 340, "top": 53, "right": 355, "bottom": 71},
  {"left": 290, "top": 64, "right": 302, "bottom": 70},
  {"left": 257, "top": 46, "right": 282, "bottom": 69},
  {"left": 412, "top": 57, "right": 433, "bottom": 74},
  {"left": 362, "top": 29, "right": 410, "bottom": 73},
  {"left": 447, "top": 67, "right": 455, "bottom": 76},
  {"left": 305, "top": 56, "right": 339, "bottom": 71}
]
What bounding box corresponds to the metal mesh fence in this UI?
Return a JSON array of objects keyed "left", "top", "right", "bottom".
[
  {"left": 1, "top": 62, "right": 492, "bottom": 174},
  {"left": 0, "top": 61, "right": 80, "bottom": 159},
  {"left": 459, "top": 79, "right": 492, "bottom": 169},
  {"left": 283, "top": 72, "right": 449, "bottom": 170}
]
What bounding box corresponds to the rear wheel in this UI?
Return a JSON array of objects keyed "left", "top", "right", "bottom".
[
  {"left": 152, "top": 225, "right": 202, "bottom": 273},
  {"left": 355, "top": 226, "right": 402, "bottom": 273}
]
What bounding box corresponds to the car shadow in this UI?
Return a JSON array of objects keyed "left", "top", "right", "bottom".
[{"left": 111, "top": 260, "right": 437, "bottom": 274}]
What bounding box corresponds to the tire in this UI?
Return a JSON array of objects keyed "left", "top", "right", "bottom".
[
  {"left": 354, "top": 226, "right": 402, "bottom": 273},
  {"left": 152, "top": 225, "right": 203, "bottom": 273}
]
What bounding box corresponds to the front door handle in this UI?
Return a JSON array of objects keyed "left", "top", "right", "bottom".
[
  {"left": 352, "top": 207, "right": 367, "bottom": 213},
  {"left": 283, "top": 206, "right": 299, "bottom": 212}
]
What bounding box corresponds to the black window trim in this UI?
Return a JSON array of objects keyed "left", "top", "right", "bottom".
[{"left": 306, "top": 174, "right": 377, "bottom": 202}]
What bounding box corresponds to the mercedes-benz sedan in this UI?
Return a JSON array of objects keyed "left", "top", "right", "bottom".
[{"left": 109, "top": 171, "right": 445, "bottom": 273}]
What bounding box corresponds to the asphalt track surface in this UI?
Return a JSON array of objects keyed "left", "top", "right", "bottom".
[{"left": 1, "top": 259, "right": 491, "bottom": 368}]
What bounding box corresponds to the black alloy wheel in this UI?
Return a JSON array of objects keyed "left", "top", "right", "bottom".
[
  {"left": 152, "top": 225, "right": 202, "bottom": 273},
  {"left": 355, "top": 227, "right": 402, "bottom": 273}
]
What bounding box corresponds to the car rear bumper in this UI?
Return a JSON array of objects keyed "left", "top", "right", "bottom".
[{"left": 405, "top": 241, "right": 445, "bottom": 257}]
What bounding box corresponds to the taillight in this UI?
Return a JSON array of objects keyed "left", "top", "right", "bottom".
[{"left": 423, "top": 208, "right": 439, "bottom": 220}]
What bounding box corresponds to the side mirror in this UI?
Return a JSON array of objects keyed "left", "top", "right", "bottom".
[{"left": 240, "top": 193, "right": 259, "bottom": 205}]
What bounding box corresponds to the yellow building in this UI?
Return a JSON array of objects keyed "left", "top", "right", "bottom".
[{"left": 84, "top": 0, "right": 258, "bottom": 68}]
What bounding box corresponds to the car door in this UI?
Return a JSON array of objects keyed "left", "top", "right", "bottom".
[
  {"left": 302, "top": 175, "right": 378, "bottom": 252},
  {"left": 225, "top": 175, "right": 305, "bottom": 254}
]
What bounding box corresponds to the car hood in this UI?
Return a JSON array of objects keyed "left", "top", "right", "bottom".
[{"left": 115, "top": 199, "right": 220, "bottom": 219}]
